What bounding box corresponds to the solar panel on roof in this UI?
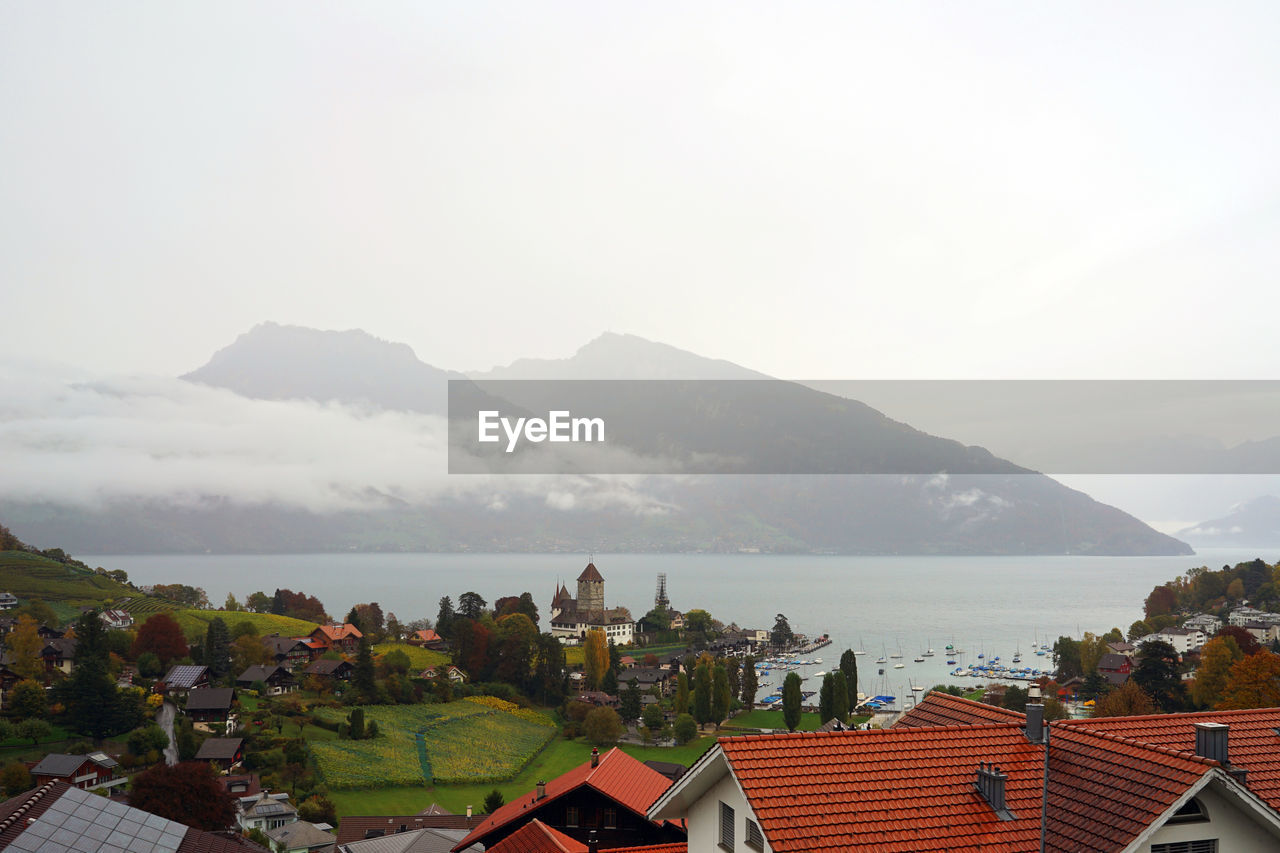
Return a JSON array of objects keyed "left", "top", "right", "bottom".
[{"left": 7, "top": 785, "right": 188, "bottom": 853}]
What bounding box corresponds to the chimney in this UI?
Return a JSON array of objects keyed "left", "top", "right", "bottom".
[
  {"left": 591, "top": 747, "right": 600, "bottom": 768},
  {"left": 588, "top": 830, "right": 599, "bottom": 853},
  {"left": 1025, "top": 684, "right": 1045, "bottom": 744},
  {"left": 976, "top": 763, "right": 1014, "bottom": 820},
  {"left": 1195, "top": 722, "right": 1229, "bottom": 764},
  {"left": 536, "top": 780, "right": 546, "bottom": 800},
  {"left": 466, "top": 805, "right": 472, "bottom": 819}
]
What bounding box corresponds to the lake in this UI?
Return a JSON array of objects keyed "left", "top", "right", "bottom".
[{"left": 86, "top": 548, "right": 1272, "bottom": 700}]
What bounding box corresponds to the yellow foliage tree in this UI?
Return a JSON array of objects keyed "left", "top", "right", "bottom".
[
  {"left": 583, "top": 629, "right": 609, "bottom": 690},
  {"left": 1192, "top": 635, "right": 1242, "bottom": 709},
  {"left": 5, "top": 615, "right": 45, "bottom": 681},
  {"left": 1218, "top": 650, "right": 1280, "bottom": 710},
  {"left": 1092, "top": 680, "right": 1156, "bottom": 718}
]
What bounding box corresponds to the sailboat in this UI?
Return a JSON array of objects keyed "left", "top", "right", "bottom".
[
  {"left": 890, "top": 641, "right": 903, "bottom": 659},
  {"left": 854, "top": 637, "right": 867, "bottom": 656}
]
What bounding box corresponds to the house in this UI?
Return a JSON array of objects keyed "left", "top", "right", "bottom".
[
  {"left": 309, "top": 623, "right": 363, "bottom": 656},
  {"left": 548, "top": 563, "right": 636, "bottom": 645},
  {"left": 162, "top": 664, "right": 211, "bottom": 694},
  {"left": 408, "top": 628, "right": 445, "bottom": 648},
  {"left": 29, "top": 752, "right": 123, "bottom": 791},
  {"left": 263, "top": 634, "right": 313, "bottom": 671},
  {"left": 195, "top": 737, "right": 245, "bottom": 771},
  {"left": 1185, "top": 613, "right": 1224, "bottom": 634},
  {"left": 35, "top": 625, "right": 63, "bottom": 640},
  {"left": 334, "top": 810, "right": 483, "bottom": 845},
  {"left": 0, "top": 593, "right": 17, "bottom": 611},
  {"left": 237, "top": 791, "right": 298, "bottom": 833},
  {"left": 1097, "top": 652, "right": 1133, "bottom": 686},
  {"left": 1141, "top": 626, "right": 1208, "bottom": 654},
  {"left": 305, "top": 658, "right": 354, "bottom": 681},
  {"left": 0, "top": 781, "right": 270, "bottom": 852},
  {"left": 186, "top": 687, "right": 237, "bottom": 725},
  {"left": 98, "top": 609, "right": 134, "bottom": 630},
  {"left": 621, "top": 667, "right": 676, "bottom": 695},
  {"left": 576, "top": 691, "right": 620, "bottom": 708},
  {"left": 420, "top": 665, "right": 468, "bottom": 684},
  {"left": 452, "top": 747, "right": 685, "bottom": 851},
  {"left": 1106, "top": 641, "right": 1137, "bottom": 657},
  {"left": 237, "top": 664, "right": 298, "bottom": 695},
  {"left": 0, "top": 661, "right": 22, "bottom": 707},
  {"left": 219, "top": 774, "right": 263, "bottom": 798},
  {"left": 338, "top": 826, "right": 480, "bottom": 852},
  {"left": 39, "top": 637, "right": 76, "bottom": 674},
  {"left": 265, "top": 820, "right": 335, "bottom": 853},
  {"left": 651, "top": 690, "right": 1280, "bottom": 853}
]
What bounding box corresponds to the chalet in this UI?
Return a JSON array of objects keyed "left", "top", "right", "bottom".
[
  {"left": 186, "top": 686, "right": 237, "bottom": 725},
  {"left": 161, "top": 664, "right": 211, "bottom": 694},
  {"left": 195, "top": 737, "right": 245, "bottom": 771},
  {"left": 36, "top": 625, "right": 63, "bottom": 640},
  {"left": 622, "top": 667, "right": 676, "bottom": 695},
  {"left": 0, "top": 781, "right": 272, "bottom": 853},
  {"left": 576, "top": 691, "right": 620, "bottom": 709},
  {"left": 305, "top": 658, "right": 353, "bottom": 681},
  {"left": 421, "top": 665, "right": 468, "bottom": 683},
  {"left": 30, "top": 752, "right": 123, "bottom": 791},
  {"left": 98, "top": 609, "right": 134, "bottom": 630},
  {"left": 40, "top": 637, "right": 76, "bottom": 674},
  {"left": 309, "top": 623, "right": 363, "bottom": 656},
  {"left": 0, "top": 592, "right": 17, "bottom": 610},
  {"left": 237, "top": 664, "right": 298, "bottom": 695},
  {"left": 0, "top": 660, "right": 21, "bottom": 707},
  {"left": 408, "top": 628, "right": 445, "bottom": 648},
  {"left": 452, "top": 747, "right": 685, "bottom": 851},
  {"left": 265, "top": 820, "right": 335, "bottom": 853},
  {"left": 1097, "top": 652, "right": 1133, "bottom": 686},
  {"left": 262, "top": 634, "right": 313, "bottom": 670},
  {"left": 650, "top": 691, "right": 1280, "bottom": 853},
  {"left": 237, "top": 791, "right": 298, "bottom": 833}
]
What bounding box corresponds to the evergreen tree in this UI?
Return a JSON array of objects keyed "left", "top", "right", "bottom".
[
  {"left": 839, "top": 649, "right": 858, "bottom": 709},
  {"left": 608, "top": 642, "right": 622, "bottom": 676},
  {"left": 436, "top": 596, "right": 456, "bottom": 639},
  {"left": 782, "top": 672, "right": 802, "bottom": 732},
  {"left": 203, "top": 617, "right": 232, "bottom": 677},
  {"left": 711, "top": 664, "right": 730, "bottom": 726},
  {"left": 601, "top": 667, "right": 618, "bottom": 696},
  {"left": 483, "top": 789, "right": 505, "bottom": 814},
  {"left": 271, "top": 589, "right": 286, "bottom": 615},
  {"left": 347, "top": 708, "right": 365, "bottom": 740},
  {"left": 693, "top": 662, "right": 712, "bottom": 726},
  {"left": 458, "top": 591, "right": 487, "bottom": 620},
  {"left": 771, "top": 614, "right": 793, "bottom": 648},
  {"left": 819, "top": 673, "right": 835, "bottom": 722},
  {"left": 725, "top": 657, "right": 741, "bottom": 699},
  {"left": 831, "top": 671, "right": 850, "bottom": 723},
  {"left": 676, "top": 672, "right": 690, "bottom": 715},
  {"left": 740, "top": 656, "right": 758, "bottom": 709},
  {"left": 63, "top": 610, "right": 129, "bottom": 742},
  {"left": 1132, "top": 639, "right": 1185, "bottom": 712},
  {"left": 353, "top": 635, "right": 377, "bottom": 702},
  {"left": 620, "top": 679, "right": 642, "bottom": 723}
]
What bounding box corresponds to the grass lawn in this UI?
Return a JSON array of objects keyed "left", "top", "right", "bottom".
[
  {"left": 174, "top": 610, "right": 319, "bottom": 641},
  {"left": 724, "top": 709, "right": 825, "bottom": 731},
  {"left": 372, "top": 643, "right": 450, "bottom": 670}
]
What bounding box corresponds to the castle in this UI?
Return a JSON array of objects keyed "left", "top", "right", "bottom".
[{"left": 549, "top": 561, "right": 635, "bottom": 644}]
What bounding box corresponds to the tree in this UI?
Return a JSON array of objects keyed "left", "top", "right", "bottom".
[
  {"left": 17, "top": 598, "right": 58, "bottom": 629},
  {"left": 1078, "top": 632, "right": 1111, "bottom": 676},
  {"left": 692, "top": 662, "right": 712, "bottom": 727},
  {"left": 64, "top": 610, "right": 133, "bottom": 742},
  {"left": 129, "top": 762, "right": 236, "bottom": 830},
  {"left": 771, "top": 614, "right": 793, "bottom": 648},
  {"left": 381, "top": 648, "right": 411, "bottom": 675},
  {"left": 1226, "top": 578, "right": 1246, "bottom": 601},
  {"left": 5, "top": 615, "right": 45, "bottom": 680},
  {"left": 0, "top": 762, "right": 33, "bottom": 797},
  {"left": 132, "top": 613, "right": 188, "bottom": 666},
  {"left": 1128, "top": 620, "right": 1152, "bottom": 641},
  {"left": 583, "top": 706, "right": 623, "bottom": 746},
  {"left": 620, "top": 680, "right": 642, "bottom": 723},
  {"left": 1002, "top": 685, "right": 1028, "bottom": 713},
  {"left": 684, "top": 609, "right": 714, "bottom": 636},
  {"left": 231, "top": 634, "right": 271, "bottom": 676},
  {"left": 128, "top": 724, "right": 170, "bottom": 759},
  {"left": 1218, "top": 650, "right": 1280, "bottom": 710},
  {"left": 437, "top": 596, "right": 456, "bottom": 639},
  {"left": 15, "top": 718, "right": 52, "bottom": 747},
  {"left": 711, "top": 665, "right": 731, "bottom": 726},
  {"left": 818, "top": 674, "right": 834, "bottom": 722},
  {"left": 1192, "top": 635, "right": 1243, "bottom": 709},
  {"left": 533, "top": 632, "right": 567, "bottom": 705},
  {"left": 1132, "top": 640, "right": 1185, "bottom": 712},
  {"left": 352, "top": 635, "right": 378, "bottom": 702},
  {"left": 245, "top": 591, "right": 272, "bottom": 613},
  {"left": 222, "top": 593, "right": 241, "bottom": 612},
  {"left": 1052, "top": 637, "right": 1082, "bottom": 680},
  {"left": 675, "top": 672, "right": 690, "bottom": 715},
  {"left": 740, "top": 656, "right": 758, "bottom": 709},
  {"left": 1144, "top": 584, "right": 1179, "bottom": 619},
  {"left": 1215, "top": 626, "right": 1262, "bottom": 656},
  {"left": 583, "top": 629, "right": 609, "bottom": 690},
  {"left": 348, "top": 708, "right": 366, "bottom": 740},
  {"left": 1093, "top": 680, "right": 1157, "bottom": 718},
  {"left": 203, "top": 617, "right": 232, "bottom": 677},
  {"left": 642, "top": 702, "right": 664, "bottom": 733},
  {"left": 831, "top": 671, "right": 850, "bottom": 723},
  {"left": 298, "top": 796, "right": 337, "bottom": 827},
  {"left": 725, "top": 658, "right": 741, "bottom": 699},
  {"left": 8, "top": 680, "right": 47, "bottom": 718},
  {"left": 782, "top": 672, "right": 802, "bottom": 732},
  {"left": 1080, "top": 671, "right": 1110, "bottom": 702},
  {"left": 483, "top": 789, "right": 505, "bottom": 814},
  {"left": 673, "top": 713, "right": 697, "bottom": 745},
  {"left": 601, "top": 667, "right": 618, "bottom": 696},
  {"left": 839, "top": 649, "right": 858, "bottom": 709},
  {"left": 458, "top": 591, "right": 488, "bottom": 621}
]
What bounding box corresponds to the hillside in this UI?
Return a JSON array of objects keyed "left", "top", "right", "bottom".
[
  {"left": 1179, "top": 496, "right": 1280, "bottom": 548},
  {"left": 0, "top": 550, "right": 135, "bottom": 619}
]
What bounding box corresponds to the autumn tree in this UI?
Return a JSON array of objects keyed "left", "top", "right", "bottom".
[
  {"left": 493, "top": 613, "right": 538, "bottom": 687},
  {"left": 583, "top": 706, "right": 623, "bottom": 746},
  {"left": 1218, "top": 650, "right": 1280, "bottom": 710},
  {"left": 1191, "top": 635, "right": 1243, "bottom": 709},
  {"left": 8, "top": 680, "right": 47, "bottom": 718},
  {"left": 1215, "top": 626, "right": 1262, "bottom": 656},
  {"left": 1092, "top": 680, "right": 1157, "bottom": 718},
  {"left": 4, "top": 615, "right": 44, "bottom": 680},
  {"left": 583, "top": 629, "right": 609, "bottom": 690},
  {"left": 130, "top": 762, "right": 236, "bottom": 830},
  {"left": 132, "top": 613, "right": 189, "bottom": 666},
  {"left": 1144, "top": 584, "right": 1178, "bottom": 619},
  {"left": 1078, "top": 633, "right": 1111, "bottom": 676}
]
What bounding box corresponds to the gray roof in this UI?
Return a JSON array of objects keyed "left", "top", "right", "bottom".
[
  {"left": 266, "top": 820, "right": 334, "bottom": 848},
  {"left": 30, "top": 752, "right": 117, "bottom": 777},
  {"left": 238, "top": 664, "right": 294, "bottom": 683},
  {"left": 164, "top": 664, "right": 210, "bottom": 690},
  {"left": 3, "top": 783, "right": 189, "bottom": 853},
  {"left": 242, "top": 793, "right": 297, "bottom": 818},
  {"left": 338, "top": 827, "right": 478, "bottom": 853},
  {"left": 195, "top": 737, "right": 244, "bottom": 761},
  {"left": 187, "top": 687, "right": 236, "bottom": 711}
]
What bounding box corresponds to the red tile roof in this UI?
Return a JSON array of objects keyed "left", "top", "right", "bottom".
[
  {"left": 413, "top": 628, "right": 442, "bottom": 643},
  {"left": 718, "top": 724, "right": 1045, "bottom": 852},
  {"left": 453, "top": 748, "right": 673, "bottom": 851},
  {"left": 484, "top": 819, "right": 586, "bottom": 853},
  {"left": 1059, "top": 707, "right": 1280, "bottom": 812},
  {"left": 893, "top": 691, "right": 1026, "bottom": 728},
  {"left": 315, "top": 623, "right": 362, "bottom": 642},
  {"left": 577, "top": 562, "right": 604, "bottom": 583}
]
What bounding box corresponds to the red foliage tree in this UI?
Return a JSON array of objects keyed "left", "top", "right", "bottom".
[
  {"left": 129, "top": 761, "right": 235, "bottom": 830},
  {"left": 131, "top": 613, "right": 189, "bottom": 666},
  {"left": 1143, "top": 584, "right": 1179, "bottom": 619},
  {"left": 1214, "top": 625, "right": 1263, "bottom": 657},
  {"left": 276, "top": 589, "right": 329, "bottom": 623}
]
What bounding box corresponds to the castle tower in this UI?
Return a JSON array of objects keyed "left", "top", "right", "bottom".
[{"left": 577, "top": 561, "right": 604, "bottom": 614}]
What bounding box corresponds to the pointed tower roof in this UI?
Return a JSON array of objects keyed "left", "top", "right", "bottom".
[{"left": 578, "top": 562, "right": 604, "bottom": 583}]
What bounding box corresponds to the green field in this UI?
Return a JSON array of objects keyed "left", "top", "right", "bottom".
[
  {"left": 0, "top": 551, "right": 135, "bottom": 618},
  {"left": 173, "top": 609, "right": 319, "bottom": 640},
  {"left": 311, "top": 699, "right": 556, "bottom": 789},
  {"left": 372, "top": 643, "right": 450, "bottom": 670}
]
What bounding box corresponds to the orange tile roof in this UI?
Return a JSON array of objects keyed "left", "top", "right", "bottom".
[
  {"left": 718, "top": 724, "right": 1045, "bottom": 852},
  {"left": 893, "top": 691, "right": 1026, "bottom": 728},
  {"left": 1060, "top": 707, "right": 1280, "bottom": 812},
  {"left": 315, "top": 623, "right": 362, "bottom": 641},
  {"left": 484, "top": 819, "right": 586, "bottom": 853},
  {"left": 453, "top": 748, "right": 673, "bottom": 851}
]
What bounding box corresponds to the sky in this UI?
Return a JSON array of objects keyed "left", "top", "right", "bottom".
[
  {"left": 2, "top": 2, "right": 1279, "bottom": 380},
  {"left": 2, "top": 3, "right": 1280, "bottom": 536}
]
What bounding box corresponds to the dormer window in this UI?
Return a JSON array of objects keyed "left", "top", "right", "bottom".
[{"left": 1167, "top": 797, "right": 1209, "bottom": 825}]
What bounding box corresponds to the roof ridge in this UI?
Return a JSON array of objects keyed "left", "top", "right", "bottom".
[
  {"left": 1060, "top": 725, "right": 1218, "bottom": 767},
  {"left": 0, "top": 781, "right": 59, "bottom": 837},
  {"left": 720, "top": 721, "right": 1026, "bottom": 743},
  {"left": 1063, "top": 706, "right": 1280, "bottom": 726}
]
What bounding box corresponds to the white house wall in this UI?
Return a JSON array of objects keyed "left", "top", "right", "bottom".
[
  {"left": 1141, "top": 784, "right": 1280, "bottom": 852},
  {"left": 686, "top": 770, "right": 771, "bottom": 853}
]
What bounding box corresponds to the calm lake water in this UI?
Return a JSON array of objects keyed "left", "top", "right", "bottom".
[{"left": 87, "top": 549, "right": 1271, "bottom": 700}]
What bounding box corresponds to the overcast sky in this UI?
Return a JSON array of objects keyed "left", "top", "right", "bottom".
[{"left": 2, "top": 2, "right": 1278, "bottom": 380}]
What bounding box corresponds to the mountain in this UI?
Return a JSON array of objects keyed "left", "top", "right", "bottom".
[
  {"left": 1178, "top": 496, "right": 1280, "bottom": 548},
  {"left": 2, "top": 326, "right": 1192, "bottom": 556}
]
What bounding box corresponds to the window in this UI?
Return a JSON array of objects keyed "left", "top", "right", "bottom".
[
  {"left": 1167, "top": 797, "right": 1209, "bottom": 824},
  {"left": 603, "top": 808, "right": 617, "bottom": 829},
  {"left": 745, "top": 818, "right": 764, "bottom": 850},
  {"left": 1152, "top": 842, "right": 1217, "bottom": 853},
  {"left": 565, "top": 806, "right": 579, "bottom": 828},
  {"left": 719, "top": 801, "right": 735, "bottom": 850}
]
